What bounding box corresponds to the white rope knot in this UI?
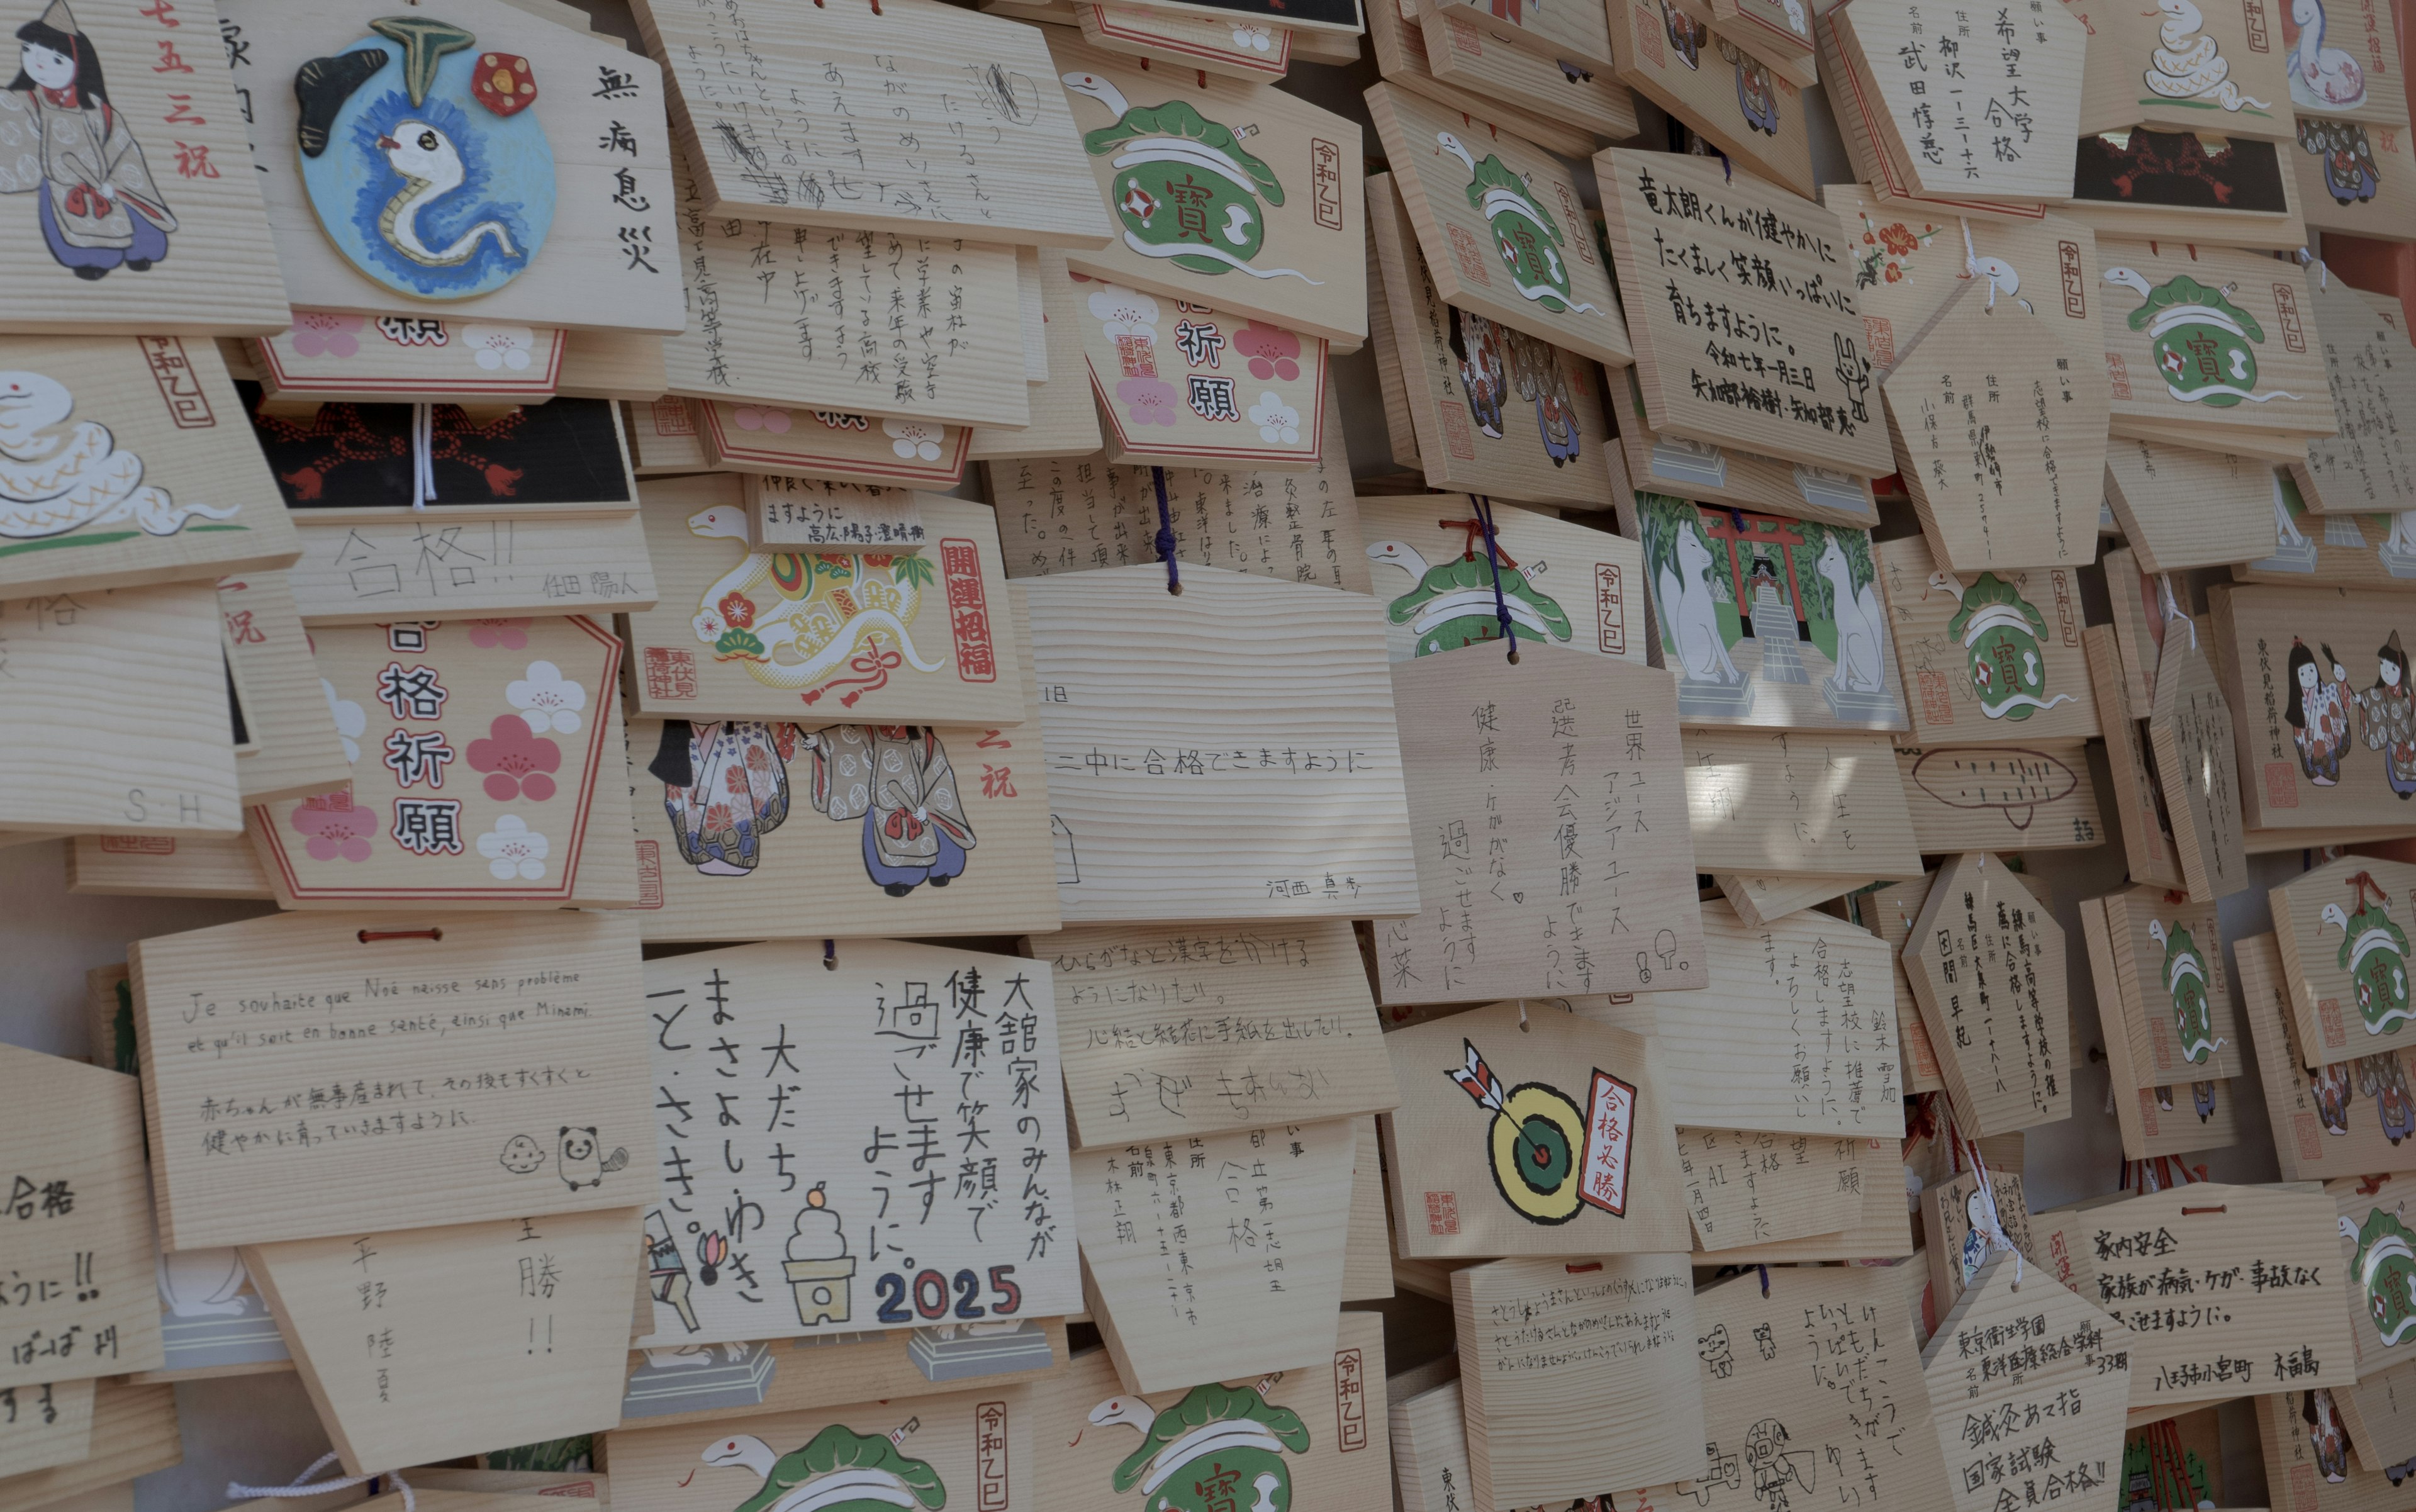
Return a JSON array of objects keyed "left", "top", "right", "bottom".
[
  {"left": 2296, "top": 247, "right": 2329, "bottom": 289},
  {"left": 2157, "top": 573, "right": 2198, "bottom": 651},
  {"left": 1959, "top": 218, "right": 1999, "bottom": 308},
  {"left": 230, "top": 1452, "right": 413, "bottom": 1512}
]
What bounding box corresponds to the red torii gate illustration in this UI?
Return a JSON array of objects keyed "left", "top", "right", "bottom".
[{"left": 1699, "top": 509, "right": 1809, "bottom": 641}]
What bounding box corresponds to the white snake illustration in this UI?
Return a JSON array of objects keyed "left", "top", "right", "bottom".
[
  {"left": 2142, "top": 0, "right": 2272, "bottom": 110},
  {"left": 375, "top": 119, "right": 521, "bottom": 268}
]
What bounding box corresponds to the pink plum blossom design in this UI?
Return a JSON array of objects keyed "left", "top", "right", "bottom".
[
  {"left": 1234, "top": 323, "right": 1301, "bottom": 381},
  {"left": 732, "top": 405, "right": 793, "bottom": 434},
  {"left": 289, "top": 790, "right": 379, "bottom": 861},
  {"left": 466, "top": 618, "right": 531, "bottom": 650},
  {"left": 1116, "top": 376, "right": 1182, "bottom": 427},
  {"left": 289, "top": 311, "right": 364, "bottom": 360},
  {"left": 467, "top": 716, "right": 562, "bottom": 802}
]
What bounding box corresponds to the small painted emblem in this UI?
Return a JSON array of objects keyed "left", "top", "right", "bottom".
[
  {"left": 1435, "top": 132, "right": 1597, "bottom": 314},
  {"left": 2104, "top": 267, "right": 2298, "bottom": 407},
  {"left": 1091, "top": 1380, "right": 1309, "bottom": 1512},
  {"left": 2148, "top": 916, "right": 2217, "bottom": 1063},
  {"left": 2343, "top": 1204, "right": 2416, "bottom": 1346},
  {"left": 2322, "top": 870, "right": 2413, "bottom": 1036},
  {"left": 1942, "top": 571, "right": 2072, "bottom": 720}
]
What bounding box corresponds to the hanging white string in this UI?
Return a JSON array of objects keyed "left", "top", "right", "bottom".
[
  {"left": 230, "top": 1453, "right": 413, "bottom": 1512},
  {"left": 1959, "top": 219, "right": 2000, "bottom": 308},
  {"left": 2296, "top": 247, "right": 2329, "bottom": 290},
  {"left": 1947, "top": 1105, "right": 2023, "bottom": 1287},
  {"left": 2157, "top": 573, "right": 2198, "bottom": 651},
  {"left": 410, "top": 403, "right": 435, "bottom": 510}
]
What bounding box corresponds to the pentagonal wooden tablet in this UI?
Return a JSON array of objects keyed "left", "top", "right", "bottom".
[
  {"left": 1828, "top": 0, "right": 2085, "bottom": 203},
  {"left": 1904, "top": 850, "right": 2072, "bottom": 1136},
  {"left": 2147, "top": 619, "right": 2249, "bottom": 903}
]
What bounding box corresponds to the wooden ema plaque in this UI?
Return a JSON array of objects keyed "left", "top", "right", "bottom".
[
  {"left": 1676, "top": 1124, "right": 1870, "bottom": 1250},
  {"left": 1882, "top": 283, "right": 2110, "bottom": 575},
  {"left": 2237, "top": 931, "right": 2416, "bottom": 1182},
  {"left": 1859, "top": 870, "right": 1949, "bottom": 1094},
  {"left": 1038, "top": 917, "right": 1398, "bottom": 1148},
  {"left": 1024, "top": 564, "right": 1419, "bottom": 923},
  {"left": 2326, "top": 1173, "right": 2416, "bottom": 1380},
  {"left": 1048, "top": 35, "right": 1367, "bottom": 347},
  {"left": 2069, "top": 129, "right": 2309, "bottom": 254},
  {"left": 2259, "top": 1384, "right": 2416, "bottom": 1512},
  {"left": 1921, "top": 1165, "right": 2037, "bottom": 1318},
  {"left": 2090, "top": 886, "right": 2245, "bottom": 1086},
  {"left": 2333, "top": 1356, "right": 2416, "bottom": 1476},
  {"left": 2061, "top": 0, "right": 2292, "bottom": 139},
  {"left": 1825, "top": 0, "right": 2086, "bottom": 203},
  {"left": 1680, "top": 727, "right": 1923, "bottom": 876},
  {"left": 243, "top": 1208, "right": 639, "bottom": 1474},
  {"left": 2206, "top": 583, "right": 2416, "bottom": 829},
  {"left": 744, "top": 478, "right": 926, "bottom": 554},
  {"left": 1614, "top": 370, "right": 1884, "bottom": 530},
  {"left": 245, "top": 617, "right": 635, "bottom": 909},
  {"left": 611, "top": 1382, "right": 1035, "bottom": 1512},
  {"left": 1689, "top": 1138, "right": 1915, "bottom": 1262},
  {"left": 2096, "top": 238, "right": 2339, "bottom": 451},
  {"left": 1364, "top": 86, "right": 1631, "bottom": 371},
  {"left": 973, "top": 249, "right": 1109, "bottom": 465},
  {"left": 1363, "top": 176, "right": 1619, "bottom": 510},
  {"left": 1358, "top": 495, "right": 1642, "bottom": 664},
  {"left": 2279, "top": 0, "right": 2410, "bottom": 126},
  {"left": 1071, "top": 268, "right": 1329, "bottom": 471},
  {"left": 1415, "top": 2, "right": 1642, "bottom": 138},
  {"left": 1879, "top": 533, "right": 2098, "bottom": 748},
  {"left": 1631, "top": 1264, "right": 1950, "bottom": 1511},
  {"left": 1625, "top": 493, "right": 1910, "bottom": 732},
  {"left": 67, "top": 831, "right": 271, "bottom": 900},
  {"left": 631, "top": 0, "right": 1110, "bottom": 248},
  {"left": 0, "top": 580, "right": 241, "bottom": 839},
  {"left": 0, "top": 1378, "right": 92, "bottom": 1480},
  {"left": 2148, "top": 618, "right": 2248, "bottom": 902},
  {"left": 220, "top": 572, "right": 352, "bottom": 807},
  {"left": 128, "top": 909, "right": 648, "bottom": 1250},
  {"left": 2102, "top": 437, "right": 2277, "bottom": 574},
  {"left": 1897, "top": 742, "right": 2106, "bottom": 853},
  {"left": 1717, "top": 871, "right": 1874, "bottom": 929},
  {"left": 1602, "top": 6, "right": 1816, "bottom": 196},
  {"left": 1380, "top": 1000, "right": 1691, "bottom": 1258},
  {"left": 1920, "top": 1253, "right": 2134, "bottom": 1512},
  {"left": 1597, "top": 148, "right": 1891, "bottom": 476},
  {"left": 1379, "top": 642, "right": 1706, "bottom": 1004},
  {"left": 0, "top": 1044, "right": 164, "bottom": 1389},
  {"left": 693, "top": 401, "right": 972, "bottom": 492},
  {"left": 1024, "top": 1318, "right": 1390, "bottom": 1512},
  {"left": 1075, "top": 1117, "right": 1354, "bottom": 1392},
  {"left": 2273, "top": 856, "right": 2416, "bottom": 1069},
  {"left": 1819, "top": 187, "right": 2095, "bottom": 371},
  {"left": 1362, "top": 0, "right": 1600, "bottom": 163},
  {"left": 1423, "top": 0, "right": 1613, "bottom": 65},
  {"left": 1074, "top": 4, "right": 1300, "bottom": 82},
  {"left": 2090, "top": 626, "right": 2186, "bottom": 886},
  {"left": 2079, "top": 893, "right": 2244, "bottom": 1162},
  {"left": 635, "top": 939, "right": 1078, "bottom": 1352},
  {"left": 2296, "top": 274, "right": 2416, "bottom": 515},
  {"left": 611, "top": 1319, "right": 1071, "bottom": 1430},
  {"left": 627, "top": 476, "right": 1026, "bottom": 726},
  {"left": 0, "top": 1380, "right": 177, "bottom": 1512},
  {"left": 1451, "top": 1255, "right": 1704, "bottom": 1504},
  {"left": 250, "top": 314, "right": 568, "bottom": 408},
  {"left": 2295, "top": 117, "right": 2416, "bottom": 241},
  {"left": 1904, "top": 851, "right": 2072, "bottom": 1136}
]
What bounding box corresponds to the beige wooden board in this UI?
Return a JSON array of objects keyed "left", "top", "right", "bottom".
[
  {"left": 0, "top": 581, "right": 242, "bottom": 838},
  {"left": 243, "top": 616, "right": 633, "bottom": 907},
  {"left": 0, "top": 1382, "right": 176, "bottom": 1512},
  {"left": 0, "top": 1380, "right": 94, "bottom": 1482},
  {"left": 1074, "top": 267, "right": 1329, "bottom": 469},
  {"left": 2105, "top": 544, "right": 2169, "bottom": 718},
  {"left": 694, "top": 401, "right": 970, "bottom": 491},
  {"left": 1361, "top": 495, "right": 1642, "bottom": 663},
  {"left": 1602, "top": 11, "right": 1816, "bottom": 196},
  {"left": 1626, "top": 493, "right": 1910, "bottom": 731},
  {"left": 2238, "top": 932, "right": 2416, "bottom": 1181},
  {"left": 634, "top": 938, "right": 1079, "bottom": 1350},
  {"left": 1697, "top": 1139, "right": 1915, "bottom": 1261},
  {"left": 252, "top": 318, "right": 567, "bottom": 406},
  {"left": 743, "top": 478, "right": 927, "bottom": 553},
  {"left": 1077, "top": 1117, "right": 1353, "bottom": 1392},
  {"left": 1019, "top": 249, "right": 1050, "bottom": 384},
  {"left": 560, "top": 330, "right": 671, "bottom": 404},
  {"left": 2334, "top": 1355, "right": 2416, "bottom": 1474},
  {"left": 219, "top": 573, "right": 352, "bottom": 807},
  {"left": 2207, "top": 583, "right": 2416, "bottom": 830},
  {"left": 66, "top": 832, "right": 271, "bottom": 900},
  {"left": 2065, "top": 131, "right": 2310, "bottom": 254},
  {"left": 1379, "top": 642, "right": 1706, "bottom": 1003},
  {"left": 2150, "top": 621, "right": 2249, "bottom": 902},
  {"left": 1026, "top": 1318, "right": 1388, "bottom": 1512},
  {"left": 1633, "top": 1263, "right": 1950, "bottom": 1511},
  {"left": 1415, "top": 3, "right": 1641, "bottom": 140},
  {"left": 0, "top": 337, "right": 301, "bottom": 598},
  {"left": 2283, "top": 0, "right": 2410, "bottom": 123},
  {"left": 1048, "top": 36, "right": 1368, "bottom": 347},
  {"left": 0, "top": 1044, "right": 163, "bottom": 1387},
  {"left": 1387, "top": 1377, "right": 1484, "bottom": 1512},
  {"left": 1677, "top": 1124, "right": 1868, "bottom": 1250},
  {"left": 1859, "top": 871, "right": 1950, "bottom": 1093},
  {"left": 1451, "top": 1254, "right": 1703, "bottom": 1504},
  {"left": 662, "top": 165, "right": 1029, "bottom": 430},
  {"left": 2086, "top": 896, "right": 2245, "bottom": 1160},
  {"left": 1365, "top": 86, "right": 1631, "bottom": 371},
  {"left": 1708, "top": 0, "right": 1817, "bottom": 58},
  {"left": 1920, "top": 1167, "right": 2037, "bottom": 1319},
  {"left": 1083, "top": 0, "right": 1365, "bottom": 36},
  {"left": 1597, "top": 150, "right": 1883, "bottom": 473},
  {"left": 2296, "top": 118, "right": 2416, "bottom": 241},
  {"left": 2327, "top": 1173, "right": 2416, "bottom": 1381},
  {"left": 1036, "top": 917, "right": 1399, "bottom": 1148},
  {"left": 129, "top": 909, "right": 647, "bottom": 1250},
  {"left": 1025, "top": 564, "right": 1418, "bottom": 922},
  {"left": 1075, "top": 4, "right": 1295, "bottom": 81},
  {"left": 632, "top": 0, "right": 1109, "bottom": 249},
  {"left": 2100, "top": 885, "right": 2245, "bottom": 1084},
  {"left": 1882, "top": 288, "right": 2106, "bottom": 578},
  {"left": 2264, "top": 1382, "right": 2416, "bottom": 1509},
  {"left": 1379, "top": 1000, "right": 1691, "bottom": 1257},
  {"left": 245, "top": 1209, "right": 637, "bottom": 1475},
  {"left": 2061, "top": 0, "right": 2292, "bottom": 138},
  {"left": 1423, "top": 0, "right": 1613, "bottom": 69},
  {"left": 615, "top": 1320, "right": 1066, "bottom": 1428},
  {"left": 2273, "top": 855, "right": 2416, "bottom": 1068},
  {"left": 2296, "top": 274, "right": 2416, "bottom": 515},
  {"left": 1921, "top": 1252, "right": 2134, "bottom": 1512},
  {"left": 1719, "top": 871, "right": 1872, "bottom": 927},
  {"left": 1681, "top": 727, "right": 1923, "bottom": 876},
  {"left": 213, "top": 0, "right": 683, "bottom": 333},
  {"left": 1363, "top": 176, "right": 1619, "bottom": 509},
  {"left": 2251, "top": 823, "right": 2416, "bottom": 852},
  {"left": 1904, "top": 851, "right": 2072, "bottom": 1136},
  {"left": 2091, "top": 634, "right": 2186, "bottom": 891},
  {"left": 2240, "top": 468, "right": 2416, "bottom": 590},
  {"left": 1343, "top": 1116, "right": 1392, "bottom": 1301},
  {"left": 1362, "top": 0, "right": 1604, "bottom": 162},
  {"left": 1828, "top": 0, "right": 2084, "bottom": 203},
  {"left": 609, "top": 1381, "right": 1033, "bottom": 1512},
  {"left": 2104, "top": 439, "right": 2276, "bottom": 574},
  {"left": 971, "top": 249, "right": 1107, "bottom": 464},
  {"left": 2090, "top": 1184, "right": 2361, "bottom": 1410},
  {"left": 1613, "top": 371, "right": 1884, "bottom": 529},
  {"left": 1580, "top": 896, "right": 1903, "bottom": 1134},
  {"left": 1879, "top": 534, "right": 2097, "bottom": 748},
  {"left": 2098, "top": 240, "right": 2340, "bottom": 445},
  {"left": 2113, "top": 1066, "right": 2245, "bottom": 1163},
  {"left": 282, "top": 504, "right": 658, "bottom": 625},
  {"left": 626, "top": 476, "right": 1026, "bottom": 725}
]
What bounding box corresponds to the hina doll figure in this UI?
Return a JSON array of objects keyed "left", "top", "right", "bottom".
[
  {"left": 649, "top": 720, "right": 800, "bottom": 878},
  {"left": 2364, "top": 1053, "right": 2416, "bottom": 1143},
  {"left": 2307, "top": 1389, "right": 2352, "bottom": 1482},
  {"left": 2287, "top": 637, "right": 2354, "bottom": 785},
  {"left": 1662, "top": 0, "right": 1704, "bottom": 68},
  {"left": 1450, "top": 307, "right": 1509, "bottom": 441},
  {"left": 0, "top": 0, "right": 177, "bottom": 279},
  {"left": 1502, "top": 325, "right": 1581, "bottom": 466},
  {"left": 2314, "top": 1060, "right": 2356, "bottom": 1133},
  {"left": 800, "top": 725, "right": 976, "bottom": 897},
  {"left": 2360, "top": 631, "right": 2416, "bottom": 798},
  {"left": 1722, "top": 40, "right": 1782, "bottom": 135},
  {"left": 2192, "top": 1081, "right": 2217, "bottom": 1121}
]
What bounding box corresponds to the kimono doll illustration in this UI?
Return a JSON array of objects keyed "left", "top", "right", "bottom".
[
  {"left": 2365, "top": 1053, "right": 2416, "bottom": 1143},
  {"left": 2313, "top": 1059, "right": 2356, "bottom": 1134},
  {"left": 1450, "top": 307, "right": 1510, "bottom": 442},
  {"left": 649, "top": 720, "right": 800, "bottom": 877},
  {"left": 2307, "top": 1388, "right": 2352, "bottom": 1482},
  {"left": 0, "top": 0, "right": 176, "bottom": 279},
  {"left": 2287, "top": 637, "right": 2354, "bottom": 785},
  {"left": 800, "top": 724, "right": 975, "bottom": 897},
  {"left": 2360, "top": 630, "right": 2416, "bottom": 798}
]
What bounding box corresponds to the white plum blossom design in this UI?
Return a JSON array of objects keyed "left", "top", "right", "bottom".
[
  {"left": 1248, "top": 391, "right": 1300, "bottom": 445},
  {"left": 322, "top": 677, "right": 367, "bottom": 764},
  {"left": 506, "top": 661, "right": 586, "bottom": 734},
  {"left": 1231, "top": 23, "right": 1273, "bottom": 50},
  {"left": 1087, "top": 283, "right": 1161, "bottom": 340},
  {"left": 883, "top": 417, "right": 945, "bottom": 461},
  {"left": 478, "top": 814, "right": 549, "bottom": 880},
  {"left": 461, "top": 325, "right": 537, "bottom": 371}
]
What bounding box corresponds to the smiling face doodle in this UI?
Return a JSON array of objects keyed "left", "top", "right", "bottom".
[{"left": 498, "top": 1133, "right": 545, "bottom": 1173}]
